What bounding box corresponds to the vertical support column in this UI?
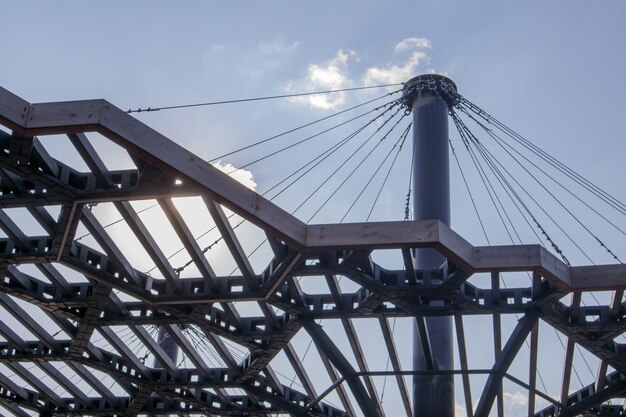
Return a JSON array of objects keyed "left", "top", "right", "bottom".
[
  {"left": 155, "top": 326, "right": 179, "bottom": 366},
  {"left": 402, "top": 74, "right": 457, "bottom": 417},
  {"left": 154, "top": 326, "right": 178, "bottom": 416}
]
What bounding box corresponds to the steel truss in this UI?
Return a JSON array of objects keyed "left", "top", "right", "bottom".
[{"left": 0, "top": 86, "right": 624, "bottom": 416}]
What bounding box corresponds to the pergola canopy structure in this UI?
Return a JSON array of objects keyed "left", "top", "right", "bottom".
[{"left": 0, "top": 86, "right": 625, "bottom": 416}]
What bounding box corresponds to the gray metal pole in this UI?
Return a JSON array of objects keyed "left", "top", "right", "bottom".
[
  {"left": 154, "top": 326, "right": 179, "bottom": 366},
  {"left": 154, "top": 326, "right": 179, "bottom": 416},
  {"left": 401, "top": 74, "right": 457, "bottom": 417}
]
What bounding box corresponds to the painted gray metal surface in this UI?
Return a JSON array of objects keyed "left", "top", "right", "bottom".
[
  {"left": 406, "top": 75, "right": 454, "bottom": 417},
  {"left": 154, "top": 326, "right": 179, "bottom": 417}
]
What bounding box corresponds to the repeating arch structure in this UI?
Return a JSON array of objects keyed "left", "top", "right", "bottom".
[{"left": 0, "top": 86, "right": 625, "bottom": 417}]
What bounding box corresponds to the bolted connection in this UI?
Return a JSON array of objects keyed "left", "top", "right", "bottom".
[{"left": 400, "top": 74, "right": 459, "bottom": 111}]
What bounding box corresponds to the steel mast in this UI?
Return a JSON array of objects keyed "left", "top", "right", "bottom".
[{"left": 401, "top": 74, "right": 458, "bottom": 417}]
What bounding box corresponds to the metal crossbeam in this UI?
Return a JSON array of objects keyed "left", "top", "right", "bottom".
[
  {"left": 0, "top": 86, "right": 623, "bottom": 417},
  {"left": 474, "top": 312, "right": 540, "bottom": 417}
]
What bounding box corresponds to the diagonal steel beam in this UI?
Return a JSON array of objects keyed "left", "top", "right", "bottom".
[
  {"left": 130, "top": 325, "right": 178, "bottom": 377},
  {"left": 81, "top": 209, "right": 142, "bottom": 287},
  {"left": 558, "top": 379, "right": 626, "bottom": 417},
  {"left": 342, "top": 318, "right": 385, "bottom": 416},
  {"left": 0, "top": 210, "right": 32, "bottom": 249},
  {"left": 560, "top": 292, "right": 581, "bottom": 409},
  {"left": 0, "top": 292, "right": 61, "bottom": 351},
  {"left": 322, "top": 267, "right": 385, "bottom": 416},
  {"left": 284, "top": 342, "right": 318, "bottom": 401},
  {"left": 158, "top": 198, "right": 219, "bottom": 289},
  {"left": 379, "top": 317, "right": 412, "bottom": 417},
  {"left": 204, "top": 198, "right": 257, "bottom": 288},
  {"left": 28, "top": 206, "right": 57, "bottom": 237},
  {"left": 415, "top": 316, "right": 434, "bottom": 370},
  {"left": 302, "top": 318, "right": 380, "bottom": 417},
  {"left": 114, "top": 200, "right": 181, "bottom": 292},
  {"left": 5, "top": 363, "right": 64, "bottom": 407},
  {"left": 163, "top": 324, "right": 210, "bottom": 377},
  {"left": 30, "top": 137, "right": 59, "bottom": 177},
  {"left": 1, "top": 402, "right": 31, "bottom": 417},
  {"left": 66, "top": 362, "right": 116, "bottom": 404},
  {"left": 319, "top": 349, "right": 356, "bottom": 417},
  {"left": 98, "top": 326, "right": 150, "bottom": 378},
  {"left": 67, "top": 132, "right": 112, "bottom": 185},
  {"left": 162, "top": 324, "right": 234, "bottom": 407},
  {"left": 37, "top": 263, "right": 72, "bottom": 295},
  {"left": 474, "top": 311, "right": 539, "bottom": 417},
  {"left": 0, "top": 369, "right": 30, "bottom": 402},
  {"left": 37, "top": 362, "right": 90, "bottom": 406},
  {"left": 0, "top": 320, "right": 28, "bottom": 349},
  {"left": 159, "top": 197, "right": 248, "bottom": 343}
]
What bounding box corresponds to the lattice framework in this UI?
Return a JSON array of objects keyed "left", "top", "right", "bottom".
[{"left": 0, "top": 86, "right": 624, "bottom": 416}]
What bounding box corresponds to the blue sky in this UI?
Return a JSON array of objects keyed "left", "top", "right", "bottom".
[
  {"left": 4, "top": 1, "right": 625, "bottom": 212},
  {"left": 2, "top": 1, "right": 626, "bottom": 416}
]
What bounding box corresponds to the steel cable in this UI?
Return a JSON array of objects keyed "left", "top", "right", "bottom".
[
  {"left": 209, "top": 90, "right": 400, "bottom": 162},
  {"left": 127, "top": 83, "right": 403, "bottom": 113},
  {"left": 459, "top": 106, "right": 622, "bottom": 263},
  {"left": 341, "top": 123, "right": 411, "bottom": 222},
  {"left": 458, "top": 97, "right": 626, "bottom": 215}
]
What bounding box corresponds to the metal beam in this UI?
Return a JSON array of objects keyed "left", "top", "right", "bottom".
[
  {"left": 81, "top": 209, "right": 142, "bottom": 286},
  {"left": 528, "top": 321, "right": 539, "bottom": 417},
  {"left": 158, "top": 198, "right": 219, "bottom": 289},
  {"left": 302, "top": 318, "right": 381, "bottom": 417},
  {"left": 319, "top": 349, "right": 357, "bottom": 417},
  {"left": 342, "top": 317, "right": 386, "bottom": 417},
  {"left": 492, "top": 273, "right": 503, "bottom": 417},
  {"left": 454, "top": 313, "right": 473, "bottom": 416},
  {"left": 65, "top": 362, "right": 116, "bottom": 404},
  {"left": 558, "top": 379, "right": 626, "bottom": 417},
  {"left": 5, "top": 363, "right": 64, "bottom": 407},
  {"left": 205, "top": 198, "right": 257, "bottom": 287},
  {"left": 114, "top": 200, "right": 181, "bottom": 292},
  {"left": 284, "top": 342, "right": 318, "bottom": 401},
  {"left": 0, "top": 292, "right": 61, "bottom": 350},
  {"left": 37, "top": 362, "right": 90, "bottom": 406},
  {"left": 2, "top": 85, "right": 626, "bottom": 417},
  {"left": 4, "top": 90, "right": 626, "bottom": 291},
  {"left": 379, "top": 317, "right": 412, "bottom": 417},
  {"left": 474, "top": 311, "right": 539, "bottom": 417}
]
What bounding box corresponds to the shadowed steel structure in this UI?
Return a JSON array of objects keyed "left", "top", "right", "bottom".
[
  {"left": 0, "top": 82, "right": 624, "bottom": 417},
  {"left": 403, "top": 74, "right": 456, "bottom": 417}
]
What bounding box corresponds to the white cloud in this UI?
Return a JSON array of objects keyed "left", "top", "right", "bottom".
[
  {"left": 503, "top": 391, "right": 529, "bottom": 407},
  {"left": 455, "top": 402, "right": 468, "bottom": 417},
  {"left": 212, "top": 161, "right": 257, "bottom": 190},
  {"left": 361, "top": 36, "right": 433, "bottom": 85},
  {"left": 287, "top": 49, "right": 358, "bottom": 110},
  {"left": 286, "top": 37, "right": 442, "bottom": 109},
  {"left": 395, "top": 37, "right": 432, "bottom": 52},
  {"left": 363, "top": 51, "right": 430, "bottom": 85},
  {"left": 456, "top": 391, "right": 553, "bottom": 416}
]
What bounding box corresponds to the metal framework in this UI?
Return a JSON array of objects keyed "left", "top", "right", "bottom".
[{"left": 0, "top": 86, "right": 624, "bottom": 416}]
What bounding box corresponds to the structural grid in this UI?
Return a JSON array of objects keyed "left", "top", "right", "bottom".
[{"left": 0, "top": 76, "right": 624, "bottom": 417}]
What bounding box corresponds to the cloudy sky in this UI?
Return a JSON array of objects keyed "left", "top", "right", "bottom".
[{"left": 2, "top": 1, "right": 626, "bottom": 416}]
